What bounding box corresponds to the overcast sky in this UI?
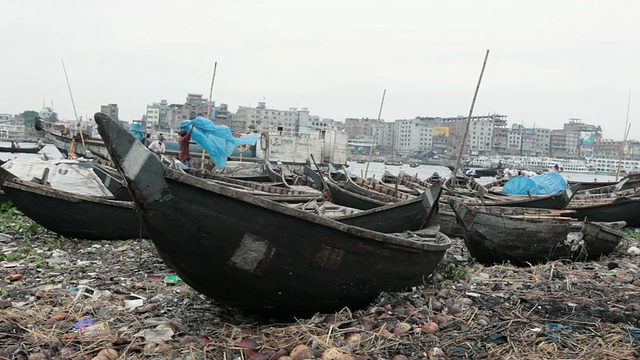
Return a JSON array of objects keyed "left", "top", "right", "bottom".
[{"left": 1, "top": 0, "right": 639, "bottom": 140}]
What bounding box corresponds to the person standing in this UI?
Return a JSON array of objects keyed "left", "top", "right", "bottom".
[
  {"left": 148, "top": 136, "right": 166, "bottom": 155},
  {"left": 179, "top": 123, "right": 195, "bottom": 167}
]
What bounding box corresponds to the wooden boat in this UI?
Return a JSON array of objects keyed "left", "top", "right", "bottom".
[
  {"left": 567, "top": 197, "right": 640, "bottom": 227},
  {"left": 409, "top": 162, "right": 419, "bottom": 168},
  {"left": 0, "top": 167, "right": 146, "bottom": 240},
  {"left": 94, "top": 112, "right": 452, "bottom": 318},
  {"left": 0, "top": 145, "right": 43, "bottom": 154},
  {"left": 569, "top": 172, "right": 640, "bottom": 191},
  {"left": 35, "top": 116, "right": 113, "bottom": 161},
  {"left": 443, "top": 183, "right": 580, "bottom": 210},
  {"left": 450, "top": 200, "right": 625, "bottom": 265}
]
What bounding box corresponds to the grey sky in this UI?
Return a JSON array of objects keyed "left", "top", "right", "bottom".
[{"left": 1, "top": 0, "right": 639, "bottom": 140}]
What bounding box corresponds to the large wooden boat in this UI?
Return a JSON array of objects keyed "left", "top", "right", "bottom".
[
  {"left": 450, "top": 200, "right": 625, "bottom": 265},
  {"left": 567, "top": 196, "right": 640, "bottom": 227},
  {"left": 94, "top": 112, "right": 452, "bottom": 318},
  {"left": 0, "top": 167, "right": 146, "bottom": 240}
]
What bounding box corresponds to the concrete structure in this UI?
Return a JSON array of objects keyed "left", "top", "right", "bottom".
[
  {"left": 394, "top": 118, "right": 434, "bottom": 154},
  {"left": 234, "top": 102, "right": 327, "bottom": 134},
  {"left": 593, "top": 139, "right": 623, "bottom": 159},
  {"left": 100, "top": 104, "right": 119, "bottom": 121},
  {"left": 255, "top": 128, "right": 348, "bottom": 164},
  {"left": 439, "top": 114, "right": 506, "bottom": 156},
  {"left": 506, "top": 124, "right": 551, "bottom": 156},
  {"left": 344, "top": 118, "right": 385, "bottom": 139}
]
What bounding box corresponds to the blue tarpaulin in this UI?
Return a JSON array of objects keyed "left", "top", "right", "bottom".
[
  {"left": 129, "top": 123, "right": 146, "bottom": 142},
  {"left": 179, "top": 117, "right": 258, "bottom": 168},
  {"left": 503, "top": 172, "right": 567, "bottom": 195}
]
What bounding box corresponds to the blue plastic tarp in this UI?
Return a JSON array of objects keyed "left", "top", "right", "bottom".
[
  {"left": 503, "top": 172, "right": 567, "bottom": 195},
  {"left": 179, "top": 117, "right": 258, "bottom": 168},
  {"left": 129, "top": 123, "right": 146, "bottom": 142}
]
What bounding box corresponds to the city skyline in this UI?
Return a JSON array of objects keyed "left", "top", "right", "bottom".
[{"left": 1, "top": 1, "right": 639, "bottom": 141}]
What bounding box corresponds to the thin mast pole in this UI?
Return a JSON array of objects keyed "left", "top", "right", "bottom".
[
  {"left": 616, "top": 90, "right": 632, "bottom": 181},
  {"left": 206, "top": 62, "right": 218, "bottom": 119},
  {"left": 451, "top": 49, "right": 490, "bottom": 186},
  {"left": 202, "top": 62, "right": 218, "bottom": 168},
  {"left": 364, "top": 89, "right": 386, "bottom": 179},
  {"left": 61, "top": 59, "right": 86, "bottom": 150}
]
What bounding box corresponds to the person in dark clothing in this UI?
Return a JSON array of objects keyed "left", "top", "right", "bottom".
[{"left": 179, "top": 123, "right": 195, "bottom": 167}]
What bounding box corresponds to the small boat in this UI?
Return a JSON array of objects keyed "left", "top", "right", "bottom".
[
  {"left": 450, "top": 199, "right": 625, "bottom": 265},
  {"left": 94, "top": 112, "right": 452, "bottom": 319},
  {"left": 0, "top": 145, "right": 43, "bottom": 154},
  {"left": 0, "top": 166, "right": 146, "bottom": 240},
  {"left": 384, "top": 161, "right": 403, "bottom": 166},
  {"left": 356, "top": 159, "right": 366, "bottom": 164},
  {"left": 409, "top": 162, "right": 419, "bottom": 168}
]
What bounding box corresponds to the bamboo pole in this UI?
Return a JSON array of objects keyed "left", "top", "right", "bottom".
[
  {"left": 201, "top": 62, "right": 218, "bottom": 169},
  {"left": 61, "top": 59, "right": 86, "bottom": 154},
  {"left": 615, "top": 90, "right": 632, "bottom": 181},
  {"left": 451, "top": 49, "right": 490, "bottom": 188},
  {"left": 364, "top": 89, "right": 387, "bottom": 179}
]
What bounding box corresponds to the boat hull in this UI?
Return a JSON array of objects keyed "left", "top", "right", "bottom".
[
  {"left": 94, "top": 112, "right": 452, "bottom": 319},
  {"left": 451, "top": 200, "right": 624, "bottom": 265},
  {"left": 0, "top": 168, "right": 145, "bottom": 240}
]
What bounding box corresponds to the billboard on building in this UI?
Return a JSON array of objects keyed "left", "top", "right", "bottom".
[
  {"left": 433, "top": 126, "right": 449, "bottom": 136},
  {"left": 579, "top": 131, "right": 594, "bottom": 145}
]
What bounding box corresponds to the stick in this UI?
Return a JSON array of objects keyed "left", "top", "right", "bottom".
[
  {"left": 451, "top": 49, "right": 490, "bottom": 188},
  {"left": 310, "top": 154, "right": 332, "bottom": 202},
  {"left": 616, "top": 90, "right": 631, "bottom": 181},
  {"left": 61, "top": 59, "right": 86, "bottom": 154},
  {"left": 202, "top": 62, "right": 218, "bottom": 169},
  {"left": 364, "top": 89, "right": 386, "bottom": 179}
]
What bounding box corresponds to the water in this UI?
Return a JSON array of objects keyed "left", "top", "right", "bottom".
[{"left": 345, "top": 161, "right": 620, "bottom": 184}]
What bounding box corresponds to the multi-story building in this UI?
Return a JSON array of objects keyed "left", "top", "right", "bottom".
[
  {"left": 394, "top": 118, "right": 434, "bottom": 154},
  {"left": 234, "top": 102, "right": 326, "bottom": 134},
  {"left": 100, "top": 104, "right": 119, "bottom": 120},
  {"left": 550, "top": 129, "right": 580, "bottom": 158},
  {"left": 344, "top": 118, "right": 385, "bottom": 139},
  {"left": 376, "top": 122, "right": 395, "bottom": 152},
  {"left": 506, "top": 124, "right": 551, "bottom": 156},
  {"left": 593, "top": 139, "right": 623, "bottom": 159},
  {"left": 439, "top": 114, "right": 506, "bottom": 155}
]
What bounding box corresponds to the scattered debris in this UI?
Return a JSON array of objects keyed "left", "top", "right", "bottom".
[{"left": 0, "top": 205, "right": 639, "bottom": 358}]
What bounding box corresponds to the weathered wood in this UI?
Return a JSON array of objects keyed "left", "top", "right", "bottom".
[
  {"left": 450, "top": 200, "right": 625, "bottom": 265},
  {"left": 94, "top": 112, "right": 452, "bottom": 319}
]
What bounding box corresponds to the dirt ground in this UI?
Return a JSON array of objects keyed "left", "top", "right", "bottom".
[{"left": 1, "top": 204, "right": 639, "bottom": 360}]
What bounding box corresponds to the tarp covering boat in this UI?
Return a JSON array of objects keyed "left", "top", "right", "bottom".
[
  {"left": 503, "top": 172, "right": 567, "bottom": 195},
  {"left": 179, "top": 117, "right": 258, "bottom": 168},
  {"left": 1, "top": 158, "right": 113, "bottom": 197}
]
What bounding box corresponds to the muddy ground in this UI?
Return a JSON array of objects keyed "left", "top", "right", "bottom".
[{"left": 1, "top": 204, "right": 639, "bottom": 360}]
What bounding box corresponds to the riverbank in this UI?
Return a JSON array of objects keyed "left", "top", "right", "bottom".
[{"left": 1, "top": 204, "right": 639, "bottom": 359}]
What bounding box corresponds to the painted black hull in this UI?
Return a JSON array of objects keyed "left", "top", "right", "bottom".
[
  {"left": 0, "top": 146, "right": 42, "bottom": 154},
  {"left": 0, "top": 171, "right": 146, "bottom": 240},
  {"left": 451, "top": 200, "right": 624, "bottom": 265},
  {"left": 0, "top": 189, "right": 9, "bottom": 204},
  {"left": 334, "top": 183, "right": 441, "bottom": 232},
  {"left": 94, "top": 112, "right": 452, "bottom": 319},
  {"left": 569, "top": 197, "right": 640, "bottom": 227}
]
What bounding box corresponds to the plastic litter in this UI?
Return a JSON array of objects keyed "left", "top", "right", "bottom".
[
  {"left": 164, "top": 275, "right": 180, "bottom": 285},
  {"left": 79, "top": 321, "right": 109, "bottom": 336},
  {"left": 73, "top": 317, "right": 94, "bottom": 329}
]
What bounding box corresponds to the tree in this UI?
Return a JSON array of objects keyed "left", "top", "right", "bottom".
[
  {"left": 48, "top": 112, "right": 59, "bottom": 122},
  {"left": 21, "top": 110, "right": 39, "bottom": 128},
  {"left": 248, "top": 124, "right": 256, "bottom": 130}
]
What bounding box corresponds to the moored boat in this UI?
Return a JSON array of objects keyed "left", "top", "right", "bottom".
[
  {"left": 450, "top": 200, "right": 625, "bottom": 265},
  {"left": 94, "top": 112, "right": 452, "bottom": 319},
  {"left": 0, "top": 166, "right": 146, "bottom": 240}
]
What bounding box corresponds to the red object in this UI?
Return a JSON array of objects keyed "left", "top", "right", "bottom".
[{"left": 178, "top": 127, "right": 194, "bottom": 161}]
